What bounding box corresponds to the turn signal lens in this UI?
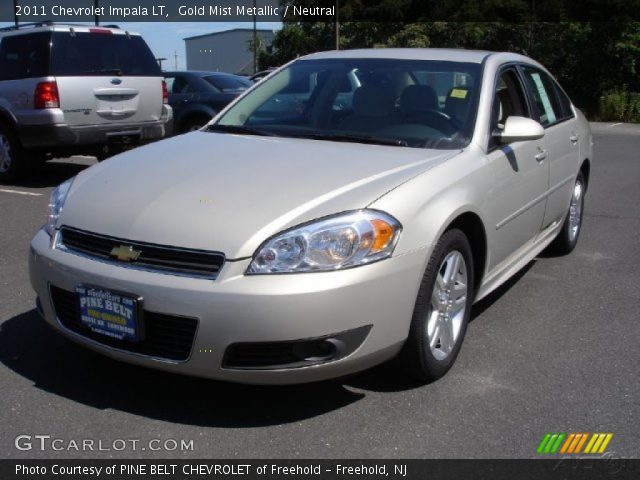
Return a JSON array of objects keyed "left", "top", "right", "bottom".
[{"left": 371, "top": 219, "right": 395, "bottom": 253}]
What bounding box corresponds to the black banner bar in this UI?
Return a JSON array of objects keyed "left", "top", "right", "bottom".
[
  {"left": 2, "top": 459, "right": 640, "bottom": 480},
  {"left": 2, "top": 0, "right": 640, "bottom": 23}
]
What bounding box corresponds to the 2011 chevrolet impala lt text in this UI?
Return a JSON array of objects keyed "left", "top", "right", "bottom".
[{"left": 29, "top": 49, "right": 592, "bottom": 384}]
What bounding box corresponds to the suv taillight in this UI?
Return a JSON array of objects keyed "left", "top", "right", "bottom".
[
  {"left": 162, "top": 80, "right": 168, "bottom": 104},
  {"left": 34, "top": 81, "right": 60, "bottom": 109}
]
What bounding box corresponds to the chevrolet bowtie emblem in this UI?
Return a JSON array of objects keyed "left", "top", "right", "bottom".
[{"left": 110, "top": 245, "right": 141, "bottom": 262}]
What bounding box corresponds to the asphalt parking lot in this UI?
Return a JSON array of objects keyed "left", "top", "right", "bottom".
[{"left": 1, "top": 123, "right": 638, "bottom": 459}]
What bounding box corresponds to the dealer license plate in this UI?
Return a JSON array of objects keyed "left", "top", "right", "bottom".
[{"left": 76, "top": 286, "right": 142, "bottom": 342}]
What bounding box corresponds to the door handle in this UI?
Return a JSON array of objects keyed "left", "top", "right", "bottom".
[
  {"left": 570, "top": 133, "right": 579, "bottom": 145},
  {"left": 535, "top": 148, "right": 547, "bottom": 163}
]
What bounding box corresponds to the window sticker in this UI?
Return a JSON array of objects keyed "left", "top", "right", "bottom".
[
  {"left": 530, "top": 72, "right": 556, "bottom": 124},
  {"left": 450, "top": 88, "right": 468, "bottom": 99}
]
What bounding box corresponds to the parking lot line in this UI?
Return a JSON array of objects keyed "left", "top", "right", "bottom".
[
  {"left": 0, "top": 188, "right": 43, "bottom": 196},
  {"left": 606, "top": 122, "right": 623, "bottom": 128}
]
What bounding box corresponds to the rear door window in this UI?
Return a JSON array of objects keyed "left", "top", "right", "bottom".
[
  {"left": 168, "top": 75, "right": 193, "bottom": 94},
  {"left": 50, "top": 32, "right": 161, "bottom": 77},
  {"left": 0, "top": 32, "right": 50, "bottom": 80}
]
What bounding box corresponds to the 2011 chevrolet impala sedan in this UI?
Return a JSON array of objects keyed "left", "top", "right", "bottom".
[{"left": 29, "top": 49, "right": 592, "bottom": 384}]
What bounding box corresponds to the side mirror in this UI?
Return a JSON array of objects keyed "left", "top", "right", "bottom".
[{"left": 493, "top": 116, "right": 545, "bottom": 143}]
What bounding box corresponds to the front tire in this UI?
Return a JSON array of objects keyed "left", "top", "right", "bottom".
[
  {"left": 547, "top": 171, "right": 585, "bottom": 255},
  {"left": 181, "top": 115, "right": 211, "bottom": 134},
  {"left": 399, "top": 228, "right": 474, "bottom": 382}
]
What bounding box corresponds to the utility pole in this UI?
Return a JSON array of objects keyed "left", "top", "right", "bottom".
[
  {"left": 335, "top": 0, "right": 340, "bottom": 50},
  {"left": 174, "top": 51, "right": 178, "bottom": 71},
  {"left": 252, "top": 0, "right": 257, "bottom": 73},
  {"left": 13, "top": 0, "right": 18, "bottom": 28},
  {"left": 94, "top": 0, "right": 99, "bottom": 25}
]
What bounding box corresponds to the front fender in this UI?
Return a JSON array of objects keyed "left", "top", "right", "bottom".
[{"left": 369, "top": 147, "right": 490, "bottom": 277}]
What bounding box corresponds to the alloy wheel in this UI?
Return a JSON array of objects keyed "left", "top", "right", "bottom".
[
  {"left": 568, "top": 179, "right": 584, "bottom": 242},
  {"left": 0, "top": 134, "right": 12, "bottom": 174},
  {"left": 427, "top": 250, "right": 468, "bottom": 361}
]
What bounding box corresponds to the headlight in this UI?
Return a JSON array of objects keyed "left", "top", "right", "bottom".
[
  {"left": 247, "top": 210, "right": 402, "bottom": 274},
  {"left": 46, "top": 177, "right": 74, "bottom": 236}
]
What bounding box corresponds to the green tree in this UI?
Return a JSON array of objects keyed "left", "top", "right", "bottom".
[{"left": 263, "top": 1, "right": 640, "bottom": 116}]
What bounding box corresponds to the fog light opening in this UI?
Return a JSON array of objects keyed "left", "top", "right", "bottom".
[{"left": 292, "top": 338, "right": 345, "bottom": 362}]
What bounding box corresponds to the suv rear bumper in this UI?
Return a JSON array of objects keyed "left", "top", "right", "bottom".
[{"left": 20, "top": 119, "right": 173, "bottom": 149}]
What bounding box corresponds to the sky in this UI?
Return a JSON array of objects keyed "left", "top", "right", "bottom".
[{"left": 0, "top": 21, "right": 282, "bottom": 71}]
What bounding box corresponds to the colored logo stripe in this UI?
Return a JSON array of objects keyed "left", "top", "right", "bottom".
[
  {"left": 537, "top": 433, "right": 565, "bottom": 454},
  {"left": 538, "top": 433, "right": 613, "bottom": 454},
  {"left": 584, "top": 433, "right": 613, "bottom": 454},
  {"left": 560, "top": 433, "right": 588, "bottom": 454}
]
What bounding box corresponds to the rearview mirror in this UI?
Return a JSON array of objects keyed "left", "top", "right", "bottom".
[{"left": 493, "top": 116, "right": 545, "bottom": 143}]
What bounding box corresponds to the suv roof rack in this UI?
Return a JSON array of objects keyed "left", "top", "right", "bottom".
[
  {"left": 0, "top": 21, "right": 53, "bottom": 32},
  {"left": 0, "top": 22, "right": 120, "bottom": 33}
]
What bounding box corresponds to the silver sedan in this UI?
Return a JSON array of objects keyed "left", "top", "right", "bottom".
[{"left": 29, "top": 49, "right": 592, "bottom": 384}]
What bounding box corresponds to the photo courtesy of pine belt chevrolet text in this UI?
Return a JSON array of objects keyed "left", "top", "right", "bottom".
[{"left": 28, "top": 47, "right": 593, "bottom": 384}]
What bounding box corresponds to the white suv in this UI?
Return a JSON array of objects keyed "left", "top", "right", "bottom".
[{"left": 0, "top": 22, "right": 173, "bottom": 182}]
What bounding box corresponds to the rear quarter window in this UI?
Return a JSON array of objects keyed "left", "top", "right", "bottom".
[
  {"left": 50, "top": 32, "right": 161, "bottom": 77},
  {"left": 552, "top": 81, "right": 575, "bottom": 120},
  {"left": 0, "top": 32, "right": 51, "bottom": 80},
  {"left": 204, "top": 75, "right": 251, "bottom": 92}
]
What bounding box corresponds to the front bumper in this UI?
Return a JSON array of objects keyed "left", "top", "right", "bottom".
[{"left": 29, "top": 229, "right": 426, "bottom": 384}]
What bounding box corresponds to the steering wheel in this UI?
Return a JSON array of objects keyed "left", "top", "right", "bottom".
[{"left": 403, "top": 109, "right": 460, "bottom": 136}]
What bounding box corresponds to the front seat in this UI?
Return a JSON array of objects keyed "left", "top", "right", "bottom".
[
  {"left": 398, "top": 84, "right": 457, "bottom": 135},
  {"left": 338, "top": 85, "right": 395, "bottom": 133},
  {"left": 398, "top": 84, "right": 439, "bottom": 116}
]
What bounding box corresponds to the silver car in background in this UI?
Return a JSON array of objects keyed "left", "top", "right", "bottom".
[
  {"left": 0, "top": 23, "right": 172, "bottom": 182},
  {"left": 29, "top": 49, "right": 592, "bottom": 384}
]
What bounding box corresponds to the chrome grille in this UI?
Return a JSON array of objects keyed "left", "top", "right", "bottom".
[{"left": 57, "top": 227, "right": 225, "bottom": 278}]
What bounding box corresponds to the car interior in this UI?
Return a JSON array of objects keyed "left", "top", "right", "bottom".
[{"left": 238, "top": 61, "right": 480, "bottom": 149}]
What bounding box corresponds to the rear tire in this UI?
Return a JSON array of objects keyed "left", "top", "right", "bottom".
[
  {"left": 547, "top": 171, "right": 585, "bottom": 255},
  {"left": 0, "top": 124, "right": 27, "bottom": 184},
  {"left": 398, "top": 228, "right": 474, "bottom": 383},
  {"left": 95, "top": 144, "right": 126, "bottom": 162}
]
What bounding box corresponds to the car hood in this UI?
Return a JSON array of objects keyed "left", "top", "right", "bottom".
[{"left": 60, "top": 132, "right": 457, "bottom": 259}]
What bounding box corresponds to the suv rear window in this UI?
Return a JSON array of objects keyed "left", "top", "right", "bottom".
[{"left": 50, "top": 31, "right": 161, "bottom": 77}]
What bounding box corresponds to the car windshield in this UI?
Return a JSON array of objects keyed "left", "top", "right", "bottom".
[
  {"left": 204, "top": 75, "right": 252, "bottom": 93},
  {"left": 213, "top": 58, "right": 482, "bottom": 149}
]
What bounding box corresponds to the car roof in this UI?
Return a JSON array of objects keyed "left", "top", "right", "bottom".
[
  {"left": 300, "top": 48, "right": 545, "bottom": 72},
  {"left": 0, "top": 23, "right": 139, "bottom": 36},
  {"left": 164, "top": 71, "right": 244, "bottom": 78},
  {"left": 302, "top": 48, "right": 540, "bottom": 65}
]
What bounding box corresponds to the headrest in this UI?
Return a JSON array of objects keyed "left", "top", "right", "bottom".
[
  {"left": 399, "top": 85, "right": 438, "bottom": 114},
  {"left": 352, "top": 85, "right": 395, "bottom": 117}
]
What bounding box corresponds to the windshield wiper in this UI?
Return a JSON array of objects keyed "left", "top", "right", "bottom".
[
  {"left": 85, "top": 68, "right": 123, "bottom": 76},
  {"left": 206, "top": 124, "right": 275, "bottom": 137},
  {"left": 292, "top": 132, "right": 409, "bottom": 147}
]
